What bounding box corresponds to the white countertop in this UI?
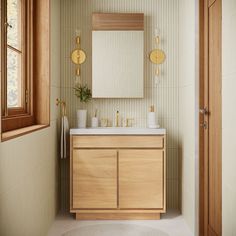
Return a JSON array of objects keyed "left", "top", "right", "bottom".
[{"left": 70, "top": 127, "right": 166, "bottom": 135}]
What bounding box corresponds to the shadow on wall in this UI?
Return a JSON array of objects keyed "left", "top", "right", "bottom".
[
  {"left": 60, "top": 158, "right": 70, "bottom": 212},
  {"left": 178, "top": 146, "right": 183, "bottom": 213}
]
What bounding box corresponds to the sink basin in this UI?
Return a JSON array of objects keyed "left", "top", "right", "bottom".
[{"left": 70, "top": 127, "right": 166, "bottom": 135}]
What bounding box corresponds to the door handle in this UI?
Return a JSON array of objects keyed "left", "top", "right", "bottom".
[{"left": 199, "top": 107, "right": 209, "bottom": 115}]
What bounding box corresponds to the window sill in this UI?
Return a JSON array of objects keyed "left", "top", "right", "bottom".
[{"left": 1, "top": 124, "right": 49, "bottom": 142}]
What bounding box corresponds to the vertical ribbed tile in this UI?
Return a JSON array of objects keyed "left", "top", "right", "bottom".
[{"left": 60, "top": 0, "right": 179, "bottom": 210}]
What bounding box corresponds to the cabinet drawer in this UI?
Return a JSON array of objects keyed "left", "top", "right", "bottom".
[{"left": 73, "top": 136, "right": 164, "bottom": 149}]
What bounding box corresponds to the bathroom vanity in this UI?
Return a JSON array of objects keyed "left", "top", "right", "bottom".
[{"left": 70, "top": 128, "right": 166, "bottom": 220}]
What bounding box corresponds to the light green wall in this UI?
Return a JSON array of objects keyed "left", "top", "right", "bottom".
[{"left": 0, "top": 0, "right": 60, "bottom": 235}]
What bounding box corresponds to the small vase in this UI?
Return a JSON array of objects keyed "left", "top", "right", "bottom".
[
  {"left": 77, "top": 110, "right": 87, "bottom": 128},
  {"left": 91, "top": 117, "right": 99, "bottom": 128}
]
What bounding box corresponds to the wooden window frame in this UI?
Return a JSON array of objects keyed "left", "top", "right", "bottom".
[
  {"left": 0, "top": 0, "right": 51, "bottom": 141},
  {"left": 1, "top": 0, "right": 34, "bottom": 132}
]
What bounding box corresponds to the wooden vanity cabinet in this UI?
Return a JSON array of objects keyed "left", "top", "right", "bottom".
[{"left": 70, "top": 135, "right": 166, "bottom": 220}]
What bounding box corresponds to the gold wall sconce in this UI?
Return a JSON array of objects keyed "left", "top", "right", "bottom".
[
  {"left": 71, "top": 36, "right": 86, "bottom": 82},
  {"left": 149, "top": 30, "right": 166, "bottom": 85},
  {"left": 149, "top": 48, "right": 166, "bottom": 65}
]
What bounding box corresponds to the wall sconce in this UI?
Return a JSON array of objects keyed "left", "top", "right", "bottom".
[
  {"left": 149, "top": 29, "right": 166, "bottom": 85},
  {"left": 71, "top": 36, "right": 86, "bottom": 84}
]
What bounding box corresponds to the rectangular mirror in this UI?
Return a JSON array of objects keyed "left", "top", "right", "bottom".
[
  {"left": 92, "top": 31, "right": 144, "bottom": 98},
  {"left": 92, "top": 13, "right": 144, "bottom": 98}
]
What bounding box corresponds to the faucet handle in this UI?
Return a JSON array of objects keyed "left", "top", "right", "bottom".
[{"left": 124, "top": 118, "right": 135, "bottom": 127}]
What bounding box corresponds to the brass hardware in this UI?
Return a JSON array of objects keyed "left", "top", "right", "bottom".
[
  {"left": 125, "top": 118, "right": 135, "bottom": 127},
  {"left": 76, "top": 36, "right": 80, "bottom": 45},
  {"left": 149, "top": 105, "right": 155, "bottom": 112},
  {"left": 71, "top": 35, "right": 86, "bottom": 80},
  {"left": 149, "top": 31, "right": 166, "bottom": 86},
  {"left": 56, "top": 98, "right": 66, "bottom": 116},
  {"left": 76, "top": 67, "right": 80, "bottom": 76},
  {"left": 71, "top": 49, "right": 86, "bottom": 65},
  {"left": 115, "top": 111, "right": 120, "bottom": 127},
  {"left": 149, "top": 49, "right": 166, "bottom": 65}
]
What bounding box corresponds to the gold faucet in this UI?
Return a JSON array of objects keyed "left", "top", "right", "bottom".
[{"left": 115, "top": 111, "right": 119, "bottom": 127}]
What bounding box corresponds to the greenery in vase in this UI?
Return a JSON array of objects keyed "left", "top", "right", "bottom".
[{"left": 74, "top": 84, "right": 92, "bottom": 103}]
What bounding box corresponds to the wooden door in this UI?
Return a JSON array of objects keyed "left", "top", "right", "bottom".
[
  {"left": 119, "top": 150, "right": 164, "bottom": 209},
  {"left": 72, "top": 149, "right": 117, "bottom": 209},
  {"left": 200, "top": 0, "right": 222, "bottom": 235}
]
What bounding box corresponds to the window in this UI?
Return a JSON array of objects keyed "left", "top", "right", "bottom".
[
  {"left": 7, "top": 0, "right": 26, "bottom": 109},
  {"left": 1, "top": 0, "right": 34, "bottom": 132},
  {"left": 1, "top": 0, "right": 50, "bottom": 140}
]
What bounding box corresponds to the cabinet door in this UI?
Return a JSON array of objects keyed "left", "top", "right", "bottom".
[
  {"left": 73, "top": 149, "right": 117, "bottom": 209},
  {"left": 119, "top": 150, "right": 164, "bottom": 209}
]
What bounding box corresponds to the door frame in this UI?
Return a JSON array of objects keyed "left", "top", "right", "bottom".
[{"left": 199, "top": 0, "right": 222, "bottom": 235}]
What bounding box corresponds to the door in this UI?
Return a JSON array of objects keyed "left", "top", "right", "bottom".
[
  {"left": 119, "top": 150, "right": 164, "bottom": 209},
  {"left": 200, "top": 0, "right": 222, "bottom": 235},
  {"left": 72, "top": 149, "right": 117, "bottom": 209}
]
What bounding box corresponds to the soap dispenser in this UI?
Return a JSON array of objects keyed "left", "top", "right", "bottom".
[{"left": 148, "top": 105, "right": 160, "bottom": 128}]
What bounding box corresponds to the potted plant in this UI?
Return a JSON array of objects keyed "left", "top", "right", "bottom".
[{"left": 74, "top": 84, "right": 92, "bottom": 128}]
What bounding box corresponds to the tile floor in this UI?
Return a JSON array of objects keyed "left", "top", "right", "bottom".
[{"left": 47, "top": 210, "right": 193, "bottom": 236}]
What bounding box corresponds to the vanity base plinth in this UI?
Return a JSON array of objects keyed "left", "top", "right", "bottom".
[{"left": 75, "top": 213, "right": 161, "bottom": 220}]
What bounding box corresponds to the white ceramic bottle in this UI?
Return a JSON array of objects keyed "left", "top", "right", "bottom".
[
  {"left": 148, "top": 105, "right": 160, "bottom": 128},
  {"left": 77, "top": 109, "right": 87, "bottom": 128}
]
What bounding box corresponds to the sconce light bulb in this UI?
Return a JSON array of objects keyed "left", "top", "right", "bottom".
[
  {"left": 75, "top": 75, "right": 81, "bottom": 85},
  {"left": 155, "top": 28, "right": 160, "bottom": 37},
  {"left": 75, "top": 76, "right": 79, "bottom": 85},
  {"left": 75, "top": 29, "right": 81, "bottom": 37},
  {"left": 154, "top": 74, "right": 160, "bottom": 86}
]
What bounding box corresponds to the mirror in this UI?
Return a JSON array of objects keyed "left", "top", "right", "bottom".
[{"left": 92, "top": 30, "right": 144, "bottom": 98}]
